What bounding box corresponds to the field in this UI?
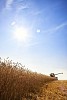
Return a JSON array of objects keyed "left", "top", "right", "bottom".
[
  {"left": 0, "top": 58, "right": 67, "bottom": 100},
  {"left": 38, "top": 80, "right": 67, "bottom": 100}
]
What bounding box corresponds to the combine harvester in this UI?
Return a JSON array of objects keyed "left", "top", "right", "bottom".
[{"left": 50, "top": 73, "right": 63, "bottom": 80}]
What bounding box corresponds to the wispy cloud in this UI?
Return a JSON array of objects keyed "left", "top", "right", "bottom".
[
  {"left": 18, "top": 5, "right": 29, "bottom": 10},
  {"left": 43, "top": 22, "right": 67, "bottom": 34},
  {"left": 6, "top": 0, "right": 13, "bottom": 9},
  {"left": 25, "top": 41, "right": 39, "bottom": 47},
  {"left": 16, "top": 3, "right": 29, "bottom": 14},
  {"left": 53, "top": 22, "right": 67, "bottom": 30},
  {"left": 30, "top": 8, "right": 45, "bottom": 16},
  {"left": 5, "top": 0, "right": 29, "bottom": 11}
]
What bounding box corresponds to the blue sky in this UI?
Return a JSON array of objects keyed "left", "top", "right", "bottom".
[{"left": 0, "top": 0, "right": 67, "bottom": 79}]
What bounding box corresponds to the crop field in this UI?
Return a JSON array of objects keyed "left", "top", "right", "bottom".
[
  {"left": 0, "top": 58, "right": 67, "bottom": 100},
  {"left": 38, "top": 80, "right": 67, "bottom": 100},
  {"left": 0, "top": 58, "right": 55, "bottom": 100}
]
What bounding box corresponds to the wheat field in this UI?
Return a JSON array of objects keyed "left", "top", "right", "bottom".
[
  {"left": 0, "top": 58, "right": 56, "bottom": 100},
  {"left": 38, "top": 80, "right": 67, "bottom": 100}
]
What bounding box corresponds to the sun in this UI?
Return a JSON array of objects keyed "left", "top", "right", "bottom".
[
  {"left": 13, "top": 26, "right": 29, "bottom": 42},
  {"left": 11, "top": 21, "right": 31, "bottom": 43}
]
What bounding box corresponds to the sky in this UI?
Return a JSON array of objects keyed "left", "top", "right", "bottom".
[{"left": 0, "top": 0, "right": 67, "bottom": 80}]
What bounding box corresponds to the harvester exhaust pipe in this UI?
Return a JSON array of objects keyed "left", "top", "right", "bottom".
[{"left": 55, "top": 73, "right": 63, "bottom": 75}]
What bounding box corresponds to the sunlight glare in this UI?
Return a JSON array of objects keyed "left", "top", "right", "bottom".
[
  {"left": 13, "top": 26, "right": 29, "bottom": 42},
  {"left": 37, "top": 29, "right": 40, "bottom": 33},
  {"left": 11, "top": 21, "right": 16, "bottom": 26}
]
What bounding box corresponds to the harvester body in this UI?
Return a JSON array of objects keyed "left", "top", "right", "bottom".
[{"left": 50, "top": 73, "right": 63, "bottom": 80}]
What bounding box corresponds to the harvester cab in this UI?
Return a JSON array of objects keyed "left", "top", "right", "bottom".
[{"left": 50, "top": 73, "right": 63, "bottom": 80}]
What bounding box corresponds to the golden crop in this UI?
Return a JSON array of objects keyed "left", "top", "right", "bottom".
[{"left": 0, "top": 57, "right": 58, "bottom": 100}]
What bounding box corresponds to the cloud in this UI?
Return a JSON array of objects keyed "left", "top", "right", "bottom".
[
  {"left": 18, "top": 5, "right": 28, "bottom": 10},
  {"left": 43, "top": 22, "right": 67, "bottom": 34},
  {"left": 26, "top": 42, "right": 39, "bottom": 47},
  {"left": 31, "top": 9, "right": 45, "bottom": 16},
  {"left": 6, "top": 0, "right": 13, "bottom": 9},
  {"left": 17, "top": 0, "right": 30, "bottom": 10},
  {"left": 54, "top": 22, "right": 67, "bottom": 31},
  {"left": 5, "top": 0, "right": 29, "bottom": 11},
  {"left": 16, "top": 4, "right": 29, "bottom": 14}
]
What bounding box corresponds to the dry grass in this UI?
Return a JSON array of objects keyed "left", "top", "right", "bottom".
[
  {"left": 0, "top": 57, "right": 55, "bottom": 100},
  {"left": 39, "top": 80, "right": 67, "bottom": 100}
]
